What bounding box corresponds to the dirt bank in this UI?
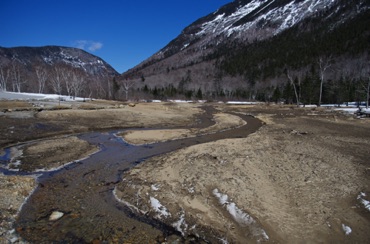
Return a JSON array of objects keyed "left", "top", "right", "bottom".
[{"left": 8, "top": 136, "right": 99, "bottom": 172}]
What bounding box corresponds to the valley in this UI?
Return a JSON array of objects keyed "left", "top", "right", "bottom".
[{"left": 0, "top": 0, "right": 369, "bottom": 243}]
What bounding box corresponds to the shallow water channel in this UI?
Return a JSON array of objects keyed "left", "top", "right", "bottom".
[{"left": 7, "top": 107, "right": 262, "bottom": 242}]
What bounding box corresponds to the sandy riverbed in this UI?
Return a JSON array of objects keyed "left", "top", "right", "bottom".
[{"left": 1, "top": 101, "right": 370, "bottom": 243}]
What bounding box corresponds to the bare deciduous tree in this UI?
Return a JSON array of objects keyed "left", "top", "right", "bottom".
[
  {"left": 71, "top": 70, "right": 85, "bottom": 99},
  {"left": 359, "top": 63, "right": 370, "bottom": 109},
  {"left": 51, "top": 67, "right": 63, "bottom": 95},
  {"left": 93, "top": 78, "right": 107, "bottom": 99},
  {"left": 0, "top": 65, "right": 9, "bottom": 91},
  {"left": 62, "top": 68, "right": 73, "bottom": 97},
  {"left": 10, "top": 61, "right": 24, "bottom": 92},
  {"left": 318, "top": 55, "right": 332, "bottom": 106},
  {"left": 121, "top": 78, "right": 135, "bottom": 100},
  {"left": 365, "top": 77, "right": 370, "bottom": 109},
  {"left": 285, "top": 68, "right": 300, "bottom": 106},
  {"left": 35, "top": 66, "right": 48, "bottom": 93}
]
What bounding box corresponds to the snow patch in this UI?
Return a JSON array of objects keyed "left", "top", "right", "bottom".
[
  {"left": 113, "top": 187, "right": 147, "bottom": 215},
  {"left": 357, "top": 192, "right": 370, "bottom": 211},
  {"left": 342, "top": 224, "right": 352, "bottom": 235},
  {"left": 172, "top": 210, "right": 188, "bottom": 236},
  {"left": 149, "top": 196, "right": 171, "bottom": 218},
  {"left": 226, "top": 101, "right": 261, "bottom": 105},
  {"left": 0, "top": 91, "right": 88, "bottom": 102},
  {"left": 212, "top": 189, "right": 269, "bottom": 241},
  {"left": 151, "top": 184, "right": 160, "bottom": 191}
]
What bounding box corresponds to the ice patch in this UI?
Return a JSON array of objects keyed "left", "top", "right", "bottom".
[{"left": 150, "top": 196, "right": 171, "bottom": 218}]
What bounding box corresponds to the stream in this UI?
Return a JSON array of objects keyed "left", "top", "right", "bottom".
[{"left": 5, "top": 106, "right": 262, "bottom": 242}]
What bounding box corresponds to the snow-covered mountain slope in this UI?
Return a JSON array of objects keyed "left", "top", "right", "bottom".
[
  {"left": 123, "top": 0, "right": 369, "bottom": 96},
  {"left": 154, "top": 0, "right": 367, "bottom": 61}
]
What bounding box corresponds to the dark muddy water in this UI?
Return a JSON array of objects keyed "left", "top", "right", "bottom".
[{"left": 12, "top": 106, "right": 262, "bottom": 243}]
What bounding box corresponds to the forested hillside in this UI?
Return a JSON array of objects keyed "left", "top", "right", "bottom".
[
  {"left": 123, "top": 0, "right": 369, "bottom": 105},
  {"left": 213, "top": 1, "right": 369, "bottom": 104}
]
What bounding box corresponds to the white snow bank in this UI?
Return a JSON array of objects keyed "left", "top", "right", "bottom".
[
  {"left": 0, "top": 91, "right": 87, "bottom": 101},
  {"left": 168, "top": 100, "right": 194, "bottom": 103},
  {"left": 226, "top": 101, "right": 260, "bottom": 105},
  {"left": 334, "top": 107, "right": 361, "bottom": 114},
  {"left": 299, "top": 104, "right": 317, "bottom": 108}
]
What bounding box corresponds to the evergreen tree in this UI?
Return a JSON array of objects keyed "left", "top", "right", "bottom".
[
  {"left": 195, "top": 87, "right": 203, "bottom": 100},
  {"left": 272, "top": 86, "right": 281, "bottom": 103}
]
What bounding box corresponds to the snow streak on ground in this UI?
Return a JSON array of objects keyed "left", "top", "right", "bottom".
[
  {"left": 358, "top": 192, "right": 370, "bottom": 212},
  {"left": 149, "top": 196, "right": 171, "bottom": 218},
  {"left": 342, "top": 224, "right": 352, "bottom": 235},
  {"left": 212, "top": 188, "right": 269, "bottom": 241},
  {"left": 172, "top": 210, "right": 188, "bottom": 236}
]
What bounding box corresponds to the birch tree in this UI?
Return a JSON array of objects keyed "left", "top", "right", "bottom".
[
  {"left": 285, "top": 68, "right": 300, "bottom": 106},
  {"left": 121, "top": 78, "right": 135, "bottom": 100},
  {"left": 0, "top": 65, "right": 9, "bottom": 91},
  {"left": 61, "top": 68, "right": 73, "bottom": 97},
  {"left": 51, "top": 67, "right": 63, "bottom": 95},
  {"left": 71, "top": 70, "right": 85, "bottom": 99},
  {"left": 10, "top": 61, "right": 24, "bottom": 92},
  {"left": 318, "top": 55, "right": 332, "bottom": 106},
  {"left": 35, "top": 66, "right": 48, "bottom": 93}
]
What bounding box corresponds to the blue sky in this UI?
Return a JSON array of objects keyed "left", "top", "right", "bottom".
[{"left": 0, "top": 0, "right": 232, "bottom": 73}]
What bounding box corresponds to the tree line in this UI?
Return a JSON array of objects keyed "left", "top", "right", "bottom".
[{"left": 0, "top": 61, "right": 114, "bottom": 100}]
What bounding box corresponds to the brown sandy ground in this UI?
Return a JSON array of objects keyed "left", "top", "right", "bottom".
[
  {"left": 120, "top": 113, "right": 246, "bottom": 145},
  {"left": 115, "top": 105, "right": 370, "bottom": 243},
  {"left": 0, "top": 100, "right": 201, "bottom": 148},
  {"left": 1, "top": 101, "right": 370, "bottom": 243}
]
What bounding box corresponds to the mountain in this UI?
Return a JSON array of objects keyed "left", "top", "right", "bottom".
[
  {"left": 0, "top": 46, "right": 118, "bottom": 98},
  {"left": 123, "top": 0, "right": 370, "bottom": 104}
]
